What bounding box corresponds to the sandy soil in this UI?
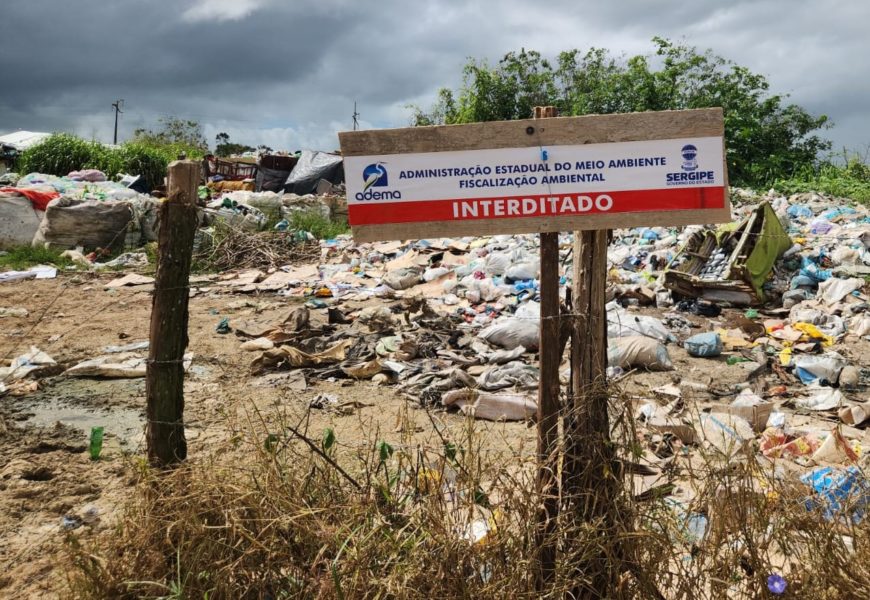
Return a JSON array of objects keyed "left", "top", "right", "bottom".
[{"left": 0, "top": 273, "right": 539, "bottom": 598}]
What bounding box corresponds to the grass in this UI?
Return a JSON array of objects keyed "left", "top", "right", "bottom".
[
  {"left": 774, "top": 154, "right": 870, "bottom": 203},
  {"left": 289, "top": 209, "right": 349, "bottom": 240},
  {"left": 0, "top": 245, "right": 74, "bottom": 270},
  {"left": 63, "top": 393, "right": 870, "bottom": 599},
  {"left": 16, "top": 133, "right": 205, "bottom": 191}
]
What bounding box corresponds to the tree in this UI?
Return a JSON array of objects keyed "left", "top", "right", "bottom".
[
  {"left": 411, "top": 38, "right": 831, "bottom": 187},
  {"left": 215, "top": 132, "right": 230, "bottom": 147},
  {"left": 132, "top": 117, "right": 209, "bottom": 156},
  {"left": 213, "top": 131, "right": 256, "bottom": 157}
]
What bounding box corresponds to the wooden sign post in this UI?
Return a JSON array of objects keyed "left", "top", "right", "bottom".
[{"left": 339, "top": 108, "right": 729, "bottom": 593}]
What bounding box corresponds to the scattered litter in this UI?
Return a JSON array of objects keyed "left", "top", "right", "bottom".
[
  {"left": 442, "top": 389, "right": 536, "bottom": 421},
  {"left": 0, "top": 346, "right": 56, "bottom": 380},
  {"left": 104, "top": 273, "right": 154, "bottom": 288},
  {"left": 65, "top": 352, "right": 193, "bottom": 378}
]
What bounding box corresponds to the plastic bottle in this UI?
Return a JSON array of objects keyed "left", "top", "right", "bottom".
[{"left": 89, "top": 426, "right": 104, "bottom": 460}]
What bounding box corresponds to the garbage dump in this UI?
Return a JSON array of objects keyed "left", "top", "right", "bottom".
[{"left": 3, "top": 177, "right": 870, "bottom": 571}]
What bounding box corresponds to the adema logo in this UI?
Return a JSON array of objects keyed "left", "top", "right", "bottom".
[
  {"left": 680, "top": 144, "right": 698, "bottom": 172},
  {"left": 362, "top": 162, "right": 388, "bottom": 190},
  {"left": 356, "top": 162, "right": 402, "bottom": 201}
]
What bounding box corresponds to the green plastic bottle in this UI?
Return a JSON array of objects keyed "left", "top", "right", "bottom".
[{"left": 89, "top": 426, "right": 104, "bottom": 460}]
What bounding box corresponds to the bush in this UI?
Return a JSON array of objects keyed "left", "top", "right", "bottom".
[
  {"left": 774, "top": 155, "right": 870, "bottom": 203},
  {"left": 16, "top": 133, "right": 206, "bottom": 191},
  {"left": 289, "top": 209, "right": 349, "bottom": 240},
  {"left": 16, "top": 133, "right": 106, "bottom": 177}
]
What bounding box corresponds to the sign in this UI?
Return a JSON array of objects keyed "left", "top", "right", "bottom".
[{"left": 339, "top": 108, "right": 730, "bottom": 242}]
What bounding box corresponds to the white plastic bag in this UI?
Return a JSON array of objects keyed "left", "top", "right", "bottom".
[
  {"left": 480, "top": 319, "right": 539, "bottom": 350},
  {"left": 607, "top": 336, "right": 673, "bottom": 371}
]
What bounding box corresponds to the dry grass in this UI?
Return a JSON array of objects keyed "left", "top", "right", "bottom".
[
  {"left": 64, "top": 394, "right": 870, "bottom": 599},
  {"left": 193, "top": 222, "right": 320, "bottom": 272}
]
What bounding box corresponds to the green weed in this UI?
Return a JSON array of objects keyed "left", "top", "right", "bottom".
[
  {"left": 289, "top": 210, "right": 349, "bottom": 240},
  {"left": 0, "top": 245, "right": 74, "bottom": 270}
]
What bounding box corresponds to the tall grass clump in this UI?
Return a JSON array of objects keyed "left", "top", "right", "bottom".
[
  {"left": 64, "top": 392, "right": 870, "bottom": 599},
  {"left": 0, "top": 245, "right": 73, "bottom": 270},
  {"left": 16, "top": 133, "right": 106, "bottom": 177},
  {"left": 16, "top": 133, "right": 206, "bottom": 191},
  {"left": 774, "top": 152, "right": 870, "bottom": 203},
  {"left": 289, "top": 209, "right": 349, "bottom": 240}
]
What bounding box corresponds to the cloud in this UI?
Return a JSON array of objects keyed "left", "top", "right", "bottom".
[
  {"left": 0, "top": 0, "right": 866, "bottom": 154},
  {"left": 181, "top": 0, "right": 271, "bottom": 23}
]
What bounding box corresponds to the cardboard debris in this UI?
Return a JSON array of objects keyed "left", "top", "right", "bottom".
[
  {"left": 251, "top": 339, "right": 352, "bottom": 373},
  {"left": 104, "top": 273, "right": 154, "bottom": 288}
]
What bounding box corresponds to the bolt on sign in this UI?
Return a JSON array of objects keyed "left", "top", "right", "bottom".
[{"left": 339, "top": 108, "right": 730, "bottom": 242}]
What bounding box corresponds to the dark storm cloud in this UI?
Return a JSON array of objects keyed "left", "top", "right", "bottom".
[{"left": 0, "top": 0, "right": 866, "bottom": 153}]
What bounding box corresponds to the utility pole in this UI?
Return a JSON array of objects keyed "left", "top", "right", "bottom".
[
  {"left": 111, "top": 99, "right": 124, "bottom": 144},
  {"left": 352, "top": 101, "right": 360, "bottom": 131}
]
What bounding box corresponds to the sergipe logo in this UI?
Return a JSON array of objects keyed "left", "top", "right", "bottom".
[
  {"left": 666, "top": 143, "right": 714, "bottom": 186},
  {"left": 362, "top": 162, "right": 388, "bottom": 191},
  {"left": 680, "top": 144, "right": 698, "bottom": 172}
]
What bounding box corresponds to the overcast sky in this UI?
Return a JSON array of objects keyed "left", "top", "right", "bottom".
[{"left": 1, "top": 0, "right": 867, "bottom": 155}]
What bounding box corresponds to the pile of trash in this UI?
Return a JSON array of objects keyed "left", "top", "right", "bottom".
[
  {"left": 0, "top": 168, "right": 342, "bottom": 254},
  {"left": 169, "top": 187, "right": 866, "bottom": 526},
  {"left": 0, "top": 171, "right": 158, "bottom": 250}
]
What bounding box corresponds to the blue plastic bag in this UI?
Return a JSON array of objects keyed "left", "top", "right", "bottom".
[
  {"left": 683, "top": 332, "right": 722, "bottom": 358},
  {"left": 801, "top": 466, "right": 870, "bottom": 524}
]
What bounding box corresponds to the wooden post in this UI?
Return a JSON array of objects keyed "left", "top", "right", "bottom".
[
  {"left": 534, "top": 105, "right": 561, "bottom": 590},
  {"left": 564, "top": 226, "right": 617, "bottom": 596},
  {"left": 146, "top": 160, "right": 199, "bottom": 467}
]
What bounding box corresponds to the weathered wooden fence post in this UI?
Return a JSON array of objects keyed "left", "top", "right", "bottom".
[
  {"left": 146, "top": 160, "right": 199, "bottom": 467},
  {"left": 564, "top": 227, "right": 616, "bottom": 596},
  {"left": 534, "top": 105, "right": 562, "bottom": 590}
]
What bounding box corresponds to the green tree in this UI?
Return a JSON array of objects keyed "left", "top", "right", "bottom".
[
  {"left": 412, "top": 38, "right": 831, "bottom": 188},
  {"left": 132, "top": 116, "right": 209, "bottom": 155}
]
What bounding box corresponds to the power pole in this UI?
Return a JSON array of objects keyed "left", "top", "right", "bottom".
[
  {"left": 111, "top": 99, "right": 124, "bottom": 144},
  {"left": 352, "top": 101, "right": 360, "bottom": 131}
]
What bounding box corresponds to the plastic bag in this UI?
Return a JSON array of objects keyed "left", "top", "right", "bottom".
[
  {"left": 480, "top": 318, "right": 539, "bottom": 350},
  {"left": 32, "top": 196, "right": 133, "bottom": 251},
  {"left": 382, "top": 269, "right": 421, "bottom": 291},
  {"left": 607, "top": 336, "right": 673, "bottom": 371},
  {"left": 684, "top": 332, "right": 722, "bottom": 357},
  {"left": 793, "top": 353, "right": 846, "bottom": 385},
  {"left": 607, "top": 304, "right": 675, "bottom": 343},
  {"left": 505, "top": 262, "right": 538, "bottom": 281}
]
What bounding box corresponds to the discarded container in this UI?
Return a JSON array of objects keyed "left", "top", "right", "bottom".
[
  {"left": 663, "top": 202, "right": 791, "bottom": 305},
  {"left": 89, "top": 426, "right": 104, "bottom": 460}
]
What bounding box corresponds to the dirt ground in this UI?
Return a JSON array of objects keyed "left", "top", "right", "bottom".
[{"left": 0, "top": 273, "right": 540, "bottom": 599}]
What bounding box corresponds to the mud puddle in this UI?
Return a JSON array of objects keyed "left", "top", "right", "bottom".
[{"left": 6, "top": 377, "right": 146, "bottom": 446}]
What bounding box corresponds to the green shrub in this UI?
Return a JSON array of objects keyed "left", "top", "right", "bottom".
[
  {"left": 17, "top": 133, "right": 106, "bottom": 177},
  {"left": 774, "top": 156, "right": 870, "bottom": 203},
  {"left": 289, "top": 210, "right": 349, "bottom": 240},
  {"left": 15, "top": 133, "right": 205, "bottom": 191}
]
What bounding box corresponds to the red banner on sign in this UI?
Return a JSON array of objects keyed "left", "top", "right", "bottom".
[{"left": 348, "top": 186, "right": 726, "bottom": 226}]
